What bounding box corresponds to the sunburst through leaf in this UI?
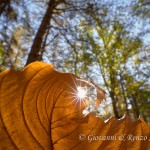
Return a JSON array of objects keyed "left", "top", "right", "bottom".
[{"left": 65, "top": 77, "right": 111, "bottom": 120}]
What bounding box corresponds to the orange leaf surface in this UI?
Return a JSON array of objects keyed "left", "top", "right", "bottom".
[{"left": 0, "top": 62, "right": 149, "bottom": 150}]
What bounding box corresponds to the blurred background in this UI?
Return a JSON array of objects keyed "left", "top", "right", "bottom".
[{"left": 0, "top": 0, "right": 150, "bottom": 123}]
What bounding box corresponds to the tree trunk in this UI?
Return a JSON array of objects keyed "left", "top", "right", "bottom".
[
  {"left": 119, "top": 73, "right": 130, "bottom": 116},
  {"left": 97, "top": 61, "right": 120, "bottom": 119},
  {"left": 110, "top": 91, "right": 120, "bottom": 119},
  {"left": 0, "top": 0, "right": 10, "bottom": 15},
  {"left": 131, "top": 96, "right": 140, "bottom": 119},
  {"left": 25, "top": 0, "right": 56, "bottom": 65}
]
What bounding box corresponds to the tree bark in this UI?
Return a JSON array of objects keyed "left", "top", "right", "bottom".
[
  {"left": 119, "top": 73, "right": 130, "bottom": 116},
  {"left": 97, "top": 61, "right": 120, "bottom": 119},
  {"left": 0, "top": 0, "right": 10, "bottom": 15},
  {"left": 131, "top": 96, "right": 140, "bottom": 119},
  {"left": 25, "top": 0, "right": 57, "bottom": 65},
  {"left": 110, "top": 91, "right": 120, "bottom": 119}
]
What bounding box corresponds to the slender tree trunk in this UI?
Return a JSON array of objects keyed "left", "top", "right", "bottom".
[
  {"left": 119, "top": 73, "right": 130, "bottom": 116},
  {"left": 26, "top": 0, "right": 57, "bottom": 65},
  {"left": 97, "top": 61, "right": 120, "bottom": 118},
  {"left": 131, "top": 96, "right": 140, "bottom": 119},
  {"left": 110, "top": 91, "right": 120, "bottom": 119}
]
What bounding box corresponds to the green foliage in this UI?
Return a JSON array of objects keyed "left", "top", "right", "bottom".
[
  {"left": 74, "top": 10, "right": 149, "bottom": 120},
  {"left": 0, "top": 0, "right": 149, "bottom": 122}
]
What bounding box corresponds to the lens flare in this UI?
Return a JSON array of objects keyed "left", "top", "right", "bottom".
[
  {"left": 64, "top": 77, "right": 111, "bottom": 120},
  {"left": 77, "top": 86, "right": 87, "bottom": 99}
]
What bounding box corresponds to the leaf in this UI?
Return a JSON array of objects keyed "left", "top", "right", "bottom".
[{"left": 0, "top": 62, "right": 149, "bottom": 149}]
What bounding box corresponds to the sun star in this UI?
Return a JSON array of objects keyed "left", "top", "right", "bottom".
[{"left": 77, "top": 86, "right": 87, "bottom": 99}]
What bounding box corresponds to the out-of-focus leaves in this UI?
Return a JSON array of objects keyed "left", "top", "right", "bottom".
[{"left": 0, "top": 62, "right": 149, "bottom": 149}]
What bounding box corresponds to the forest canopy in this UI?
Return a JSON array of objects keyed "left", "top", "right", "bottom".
[{"left": 0, "top": 0, "right": 150, "bottom": 122}]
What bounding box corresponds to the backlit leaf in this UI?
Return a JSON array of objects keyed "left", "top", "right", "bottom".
[{"left": 0, "top": 62, "right": 149, "bottom": 149}]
